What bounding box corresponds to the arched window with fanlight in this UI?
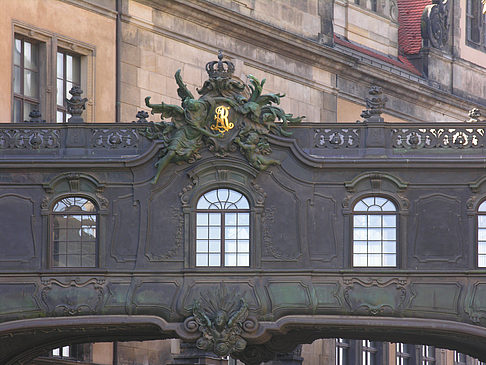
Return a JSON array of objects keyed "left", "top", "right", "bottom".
[
  {"left": 51, "top": 196, "right": 98, "bottom": 267},
  {"left": 196, "top": 188, "right": 250, "bottom": 267},
  {"left": 478, "top": 201, "right": 486, "bottom": 267},
  {"left": 352, "top": 196, "right": 397, "bottom": 267}
]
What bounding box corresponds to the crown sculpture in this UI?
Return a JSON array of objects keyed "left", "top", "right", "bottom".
[{"left": 140, "top": 50, "right": 304, "bottom": 183}]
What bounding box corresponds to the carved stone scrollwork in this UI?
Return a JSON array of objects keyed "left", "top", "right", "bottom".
[
  {"left": 392, "top": 128, "right": 485, "bottom": 149},
  {"left": 39, "top": 278, "right": 106, "bottom": 316},
  {"left": 182, "top": 284, "right": 258, "bottom": 358},
  {"left": 343, "top": 278, "right": 408, "bottom": 315},
  {"left": 0, "top": 129, "right": 60, "bottom": 149},
  {"left": 91, "top": 128, "right": 139, "bottom": 148},
  {"left": 314, "top": 128, "right": 360, "bottom": 148},
  {"left": 421, "top": 0, "right": 450, "bottom": 49}
]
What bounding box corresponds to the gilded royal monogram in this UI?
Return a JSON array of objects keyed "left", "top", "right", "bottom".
[{"left": 211, "top": 105, "right": 234, "bottom": 135}]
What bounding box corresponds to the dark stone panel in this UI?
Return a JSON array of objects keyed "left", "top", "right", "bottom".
[
  {"left": 39, "top": 278, "right": 107, "bottom": 316},
  {"left": 266, "top": 281, "right": 312, "bottom": 313},
  {"left": 408, "top": 283, "right": 462, "bottom": 316},
  {"left": 306, "top": 194, "right": 338, "bottom": 264},
  {"left": 110, "top": 195, "right": 140, "bottom": 263},
  {"left": 0, "top": 195, "right": 37, "bottom": 264},
  {"left": 465, "top": 282, "right": 486, "bottom": 324},
  {"left": 130, "top": 281, "right": 180, "bottom": 318},
  {"left": 343, "top": 279, "right": 407, "bottom": 315},
  {"left": 313, "top": 282, "right": 342, "bottom": 311},
  {"left": 105, "top": 283, "right": 131, "bottom": 311},
  {"left": 411, "top": 194, "right": 464, "bottom": 265},
  {"left": 261, "top": 174, "right": 303, "bottom": 263},
  {"left": 0, "top": 284, "right": 39, "bottom": 316},
  {"left": 145, "top": 172, "right": 186, "bottom": 262}
]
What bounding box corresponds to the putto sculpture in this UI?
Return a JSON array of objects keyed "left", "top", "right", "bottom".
[{"left": 140, "top": 50, "right": 303, "bottom": 183}]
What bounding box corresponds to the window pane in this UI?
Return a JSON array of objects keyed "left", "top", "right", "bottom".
[
  {"left": 368, "top": 241, "right": 381, "bottom": 253},
  {"left": 57, "top": 78, "right": 64, "bottom": 106},
  {"left": 57, "top": 52, "right": 64, "bottom": 78},
  {"left": 368, "top": 215, "right": 381, "bottom": 227},
  {"left": 24, "top": 102, "right": 37, "bottom": 122},
  {"left": 225, "top": 213, "right": 237, "bottom": 225},
  {"left": 354, "top": 254, "right": 367, "bottom": 266},
  {"left": 13, "top": 98, "right": 21, "bottom": 123},
  {"left": 208, "top": 240, "right": 220, "bottom": 253},
  {"left": 238, "top": 213, "right": 249, "bottom": 225},
  {"left": 24, "top": 41, "right": 38, "bottom": 71},
  {"left": 57, "top": 110, "right": 64, "bottom": 123},
  {"left": 225, "top": 253, "right": 237, "bottom": 266},
  {"left": 238, "top": 227, "right": 249, "bottom": 239},
  {"left": 197, "top": 227, "right": 208, "bottom": 239},
  {"left": 479, "top": 202, "right": 486, "bottom": 212},
  {"left": 196, "top": 254, "right": 208, "bottom": 266},
  {"left": 354, "top": 201, "right": 368, "bottom": 211},
  {"left": 383, "top": 241, "right": 396, "bottom": 253},
  {"left": 238, "top": 240, "right": 250, "bottom": 253},
  {"left": 368, "top": 228, "right": 381, "bottom": 240},
  {"left": 368, "top": 254, "right": 381, "bottom": 266},
  {"left": 383, "top": 228, "right": 396, "bottom": 240},
  {"left": 13, "top": 65, "right": 21, "bottom": 94},
  {"left": 208, "top": 253, "right": 220, "bottom": 266},
  {"left": 237, "top": 254, "right": 249, "bottom": 266},
  {"left": 479, "top": 229, "right": 486, "bottom": 241},
  {"left": 354, "top": 215, "right": 367, "bottom": 227},
  {"left": 225, "top": 226, "right": 237, "bottom": 239},
  {"left": 208, "top": 213, "right": 220, "bottom": 226},
  {"left": 354, "top": 241, "right": 367, "bottom": 253},
  {"left": 209, "top": 226, "right": 220, "bottom": 239},
  {"left": 383, "top": 215, "right": 396, "bottom": 227},
  {"left": 382, "top": 201, "right": 396, "bottom": 211},
  {"left": 479, "top": 215, "right": 486, "bottom": 227},
  {"left": 24, "top": 69, "right": 38, "bottom": 98},
  {"left": 67, "top": 255, "right": 81, "bottom": 267},
  {"left": 196, "top": 240, "right": 208, "bottom": 253},
  {"left": 479, "top": 255, "right": 486, "bottom": 267},
  {"left": 66, "top": 81, "right": 73, "bottom": 99},
  {"left": 14, "top": 38, "right": 21, "bottom": 66},
  {"left": 66, "top": 54, "right": 81, "bottom": 83},
  {"left": 354, "top": 228, "right": 367, "bottom": 240},
  {"left": 226, "top": 240, "right": 236, "bottom": 252},
  {"left": 383, "top": 254, "right": 396, "bottom": 266}
]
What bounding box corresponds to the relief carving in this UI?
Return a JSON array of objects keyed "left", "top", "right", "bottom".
[
  {"left": 343, "top": 278, "right": 408, "bottom": 315},
  {"left": 40, "top": 278, "right": 106, "bottom": 316},
  {"left": 0, "top": 129, "right": 60, "bottom": 149},
  {"left": 263, "top": 207, "right": 302, "bottom": 261}
]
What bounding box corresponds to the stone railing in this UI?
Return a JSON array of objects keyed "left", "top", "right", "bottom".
[{"left": 1, "top": 122, "right": 486, "bottom": 159}]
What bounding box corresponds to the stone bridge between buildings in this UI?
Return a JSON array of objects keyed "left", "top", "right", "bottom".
[{"left": 2, "top": 116, "right": 486, "bottom": 363}]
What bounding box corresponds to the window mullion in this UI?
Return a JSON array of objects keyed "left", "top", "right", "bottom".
[{"left": 221, "top": 212, "right": 225, "bottom": 266}]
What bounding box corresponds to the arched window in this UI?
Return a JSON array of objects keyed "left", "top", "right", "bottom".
[
  {"left": 51, "top": 196, "right": 98, "bottom": 267},
  {"left": 478, "top": 201, "right": 486, "bottom": 267},
  {"left": 352, "top": 196, "right": 397, "bottom": 267},
  {"left": 196, "top": 188, "right": 250, "bottom": 267}
]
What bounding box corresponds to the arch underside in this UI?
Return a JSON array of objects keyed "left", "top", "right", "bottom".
[{"left": 2, "top": 315, "right": 486, "bottom": 365}]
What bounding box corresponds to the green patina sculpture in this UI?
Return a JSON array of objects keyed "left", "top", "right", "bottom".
[{"left": 141, "top": 50, "right": 304, "bottom": 183}]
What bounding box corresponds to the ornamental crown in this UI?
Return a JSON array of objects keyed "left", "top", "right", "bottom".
[{"left": 206, "top": 50, "right": 235, "bottom": 79}]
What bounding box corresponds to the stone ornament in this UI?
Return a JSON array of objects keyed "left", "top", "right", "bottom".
[
  {"left": 140, "top": 50, "right": 303, "bottom": 184},
  {"left": 66, "top": 86, "right": 88, "bottom": 124},
  {"left": 360, "top": 85, "right": 387, "bottom": 121},
  {"left": 183, "top": 285, "right": 256, "bottom": 357},
  {"left": 421, "top": 0, "right": 450, "bottom": 49}
]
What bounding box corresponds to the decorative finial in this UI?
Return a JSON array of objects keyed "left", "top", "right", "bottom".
[
  {"left": 134, "top": 110, "right": 149, "bottom": 123},
  {"left": 66, "top": 86, "right": 88, "bottom": 124},
  {"left": 28, "top": 108, "right": 45, "bottom": 123},
  {"left": 205, "top": 50, "right": 235, "bottom": 79},
  {"left": 360, "top": 85, "right": 387, "bottom": 122}
]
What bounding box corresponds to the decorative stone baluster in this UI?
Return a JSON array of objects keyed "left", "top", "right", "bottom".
[
  {"left": 66, "top": 86, "right": 88, "bottom": 124},
  {"left": 133, "top": 110, "right": 149, "bottom": 123},
  {"left": 361, "top": 85, "right": 387, "bottom": 153}
]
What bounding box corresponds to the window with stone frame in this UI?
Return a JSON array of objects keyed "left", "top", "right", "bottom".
[
  {"left": 195, "top": 188, "right": 250, "bottom": 267},
  {"left": 50, "top": 344, "right": 89, "bottom": 361},
  {"left": 56, "top": 49, "right": 81, "bottom": 123},
  {"left": 352, "top": 196, "right": 397, "bottom": 267},
  {"left": 466, "top": 0, "right": 486, "bottom": 50},
  {"left": 12, "top": 23, "right": 94, "bottom": 123},
  {"left": 51, "top": 196, "right": 98, "bottom": 268},
  {"left": 13, "top": 35, "right": 41, "bottom": 122},
  {"left": 361, "top": 340, "right": 377, "bottom": 365}
]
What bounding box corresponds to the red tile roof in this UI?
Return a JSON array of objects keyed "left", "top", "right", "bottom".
[
  {"left": 334, "top": 35, "right": 422, "bottom": 76},
  {"left": 398, "top": 0, "right": 431, "bottom": 54}
]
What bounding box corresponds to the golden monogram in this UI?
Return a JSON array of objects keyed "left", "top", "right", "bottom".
[{"left": 211, "top": 106, "right": 234, "bottom": 135}]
